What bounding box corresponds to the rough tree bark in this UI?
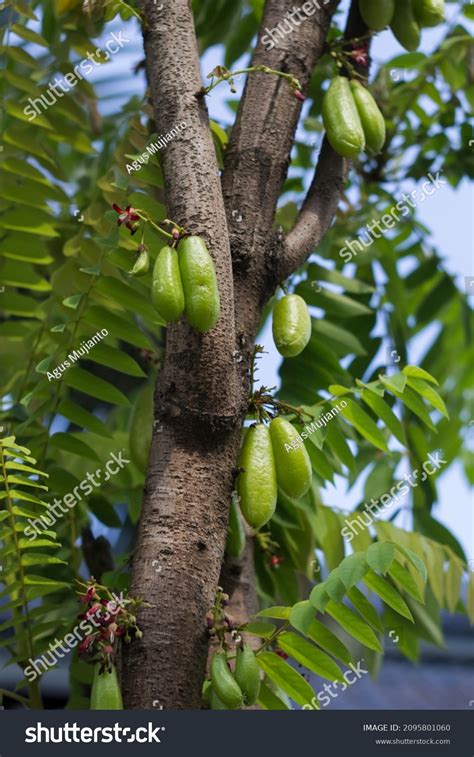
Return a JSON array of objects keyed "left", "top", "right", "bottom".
[{"left": 122, "top": 0, "right": 367, "bottom": 709}]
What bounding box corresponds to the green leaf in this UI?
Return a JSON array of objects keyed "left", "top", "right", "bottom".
[
  {"left": 390, "top": 386, "right": 436, "bottom": 431},
  {"left": 406, "top": 377, "right": 448, "bottom": 417},
  {"left": 21, "top": 553, "right": 67, "bottom": 567},
  {"left": 325, "top": 421, "right": 356, "bottom": 472},
  {"left": 415, "top": 510, "right": 466, "bottom": 561},
  {"left": 312, "top": 320, "right": 367, "bottom": 356},
  {"left": 257, "top": 606, "right": 291, "bottom": 620},
  {"left": 380, "top": 372, "right": 407, "bottom": 394},
  {"left": 63, "top": 368, "right": 130, "bottom": 406},
  {"left": 366, "top": 542, "right": 396, "bottom": 575},
  {"left": 11, "top": 22, "right": 49, "bottom": 47},
  {"left": 84, "top": 306, "right": 153, "bottom": 349},
  {"left": 338, "top": 552, "right": 370, "bottom": 589},
  {"left": 302, "top": 286, "right": 373, "bottom": 317},
  {"left": 85, "top": 343, "right": 146, "bottom": 378},
  {"left": 257, "top": 651, "right": 316, "bottom": 708},
  {"left": 444, "top": 555, "right": 463, "bottom": 613},
  {"left": 347, "top": 586, "right": 384, "bottom": 632},
  {"left": 57, "top": 400, "right": 113, "bottom": 438},
  {"left": 278, "top": 631, "right": 344, "bottom": 682},
  {"left": 337, "top": 399, "right": 389, "bottom": 453},
  {"left": 363, "top": 570, "right": 414, "bottom": 621},
  {"left": 388, "top": 560, "right": 425, "bottom": 603},
  {"left": 324, "top": 570, "right": 346, "bottom": 601},
  {"left": 309, "top": 583, "right": 330, "bottom": 612},
  {"left": 393, "top": 543, "right": 428, "bottom": 583},
  {"left": 403, "top": 365, "right": 438, "bottom": 385},
  {"left": 289, "top": 601, "right": 314, "bottom": 634},
  {"left": 244, "top": 621, "right": 276, "bottom": 639},
  {"left": 360, "top": 389, "right": 406, "bottom": 446},
  {"left": 325, "top": 600, "right": 383, "bottom": 652},
  {"left": 62, "top": 294, "right": 83, "bottom": 310},
  {"left": 257, "top": 682, "right": 290, "bottom": 710},
  {"left": 50, "top": 433, "right": 100, "bottom": 462},
  {"left": 94, "top": 276, "right": 160, "bottom": 323},
  {"left": 306, "top": 619, "right": 352, "bottom": 666},
  {"left": 307, "top": 264, "right": 375, "bottom": 294},
  {"left": 0, "top": 207, "right": 59, "bottom": 236},
  {"left": 4, "top": 462, "right": 48, "bottom": 477}
]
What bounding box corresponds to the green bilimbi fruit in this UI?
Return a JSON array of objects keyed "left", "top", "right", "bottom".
[
  {"left": 413, "top": 0, "right": 444, "bottom": 27},
  {"left": 178, "top": 235, "right": 220, "bottom": 332},
  {"left": 234, "top": 644, "right": 261, "bottom": 706},
  {"left": 269, "top": 416, "right": 312, "bottom": 499},
  {"left": 90, "top": 664, "right": 123, "bottom": 710},
  {"left": 359, "top": 0, "right": 394, "bottom": 31},
  {"left": 272, "top": 294, "right": 311, "bottom": 358},
  {"left": 390, "top": 0, "right": 421, "bottom": 51},
  {"left": 129, "top": 384, "right": 153, "bottom": 474},
  {"left": 237, "top": 424, "right": 277, "bottom": 530},
  {"left": 129, "top": 246, "right": 150, "bottom": 277},
  {"left": 322, "top": 76, "right": 365, "bottom": 158},
  {"left": 349, "top": 80, "right": 386, "bottom": 155},
  {"left": 151, "top": 245, "right": 185, "bottom": 322},
  {"left": 209, "top": 686, "right": 228, "bottom": 710},
  {"left": 225, "top": 499, "right": 246, "bottom": 558},
  {"left": 210, "top": 651, "right": 243, "bottom": 710}
]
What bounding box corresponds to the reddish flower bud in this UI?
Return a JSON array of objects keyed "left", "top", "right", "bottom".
[{"left": 112, "top": 203, "right": 140, "bottom": 235}]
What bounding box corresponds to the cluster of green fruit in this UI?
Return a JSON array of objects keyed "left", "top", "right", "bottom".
[
  {"left": 272, "top": 293, "right": 312, "bottom": 358},
  {"left": 132, "top": 235, "right": 220, "bottom": 333},
  {"left": 210, "top": 644, "right": 260, "bottom": 709},
  {"left": 237, "top": 417, "right": 311, "bottom": 530},
  {"left": 359, "top": 0, "right": 445, "bottom": 51},
  {"left": 323, "top": 76, "right": 386, "bottom": 159}
]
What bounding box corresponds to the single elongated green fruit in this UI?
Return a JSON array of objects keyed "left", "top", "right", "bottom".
[
  {"left": 272, "top": 294, "right": 311, "bottom": 358},
  {"left": 237, "top": 424, "right": 277, "bottom": 530},
  {"left": 151, "top": 245, "right": 185, "bottom": 322},
  {"left": 234, "top": 644, "right": 261, "bottom": 706},
  {"left": 349, "top": 80, "right": 386, "bottom": 155},
  {"left": 129, "top": 384, "right": 153, "bottom": 474},
  {"left": 129, "top": 247, "right": 150, "bottom": 276},
  {"left": 359, "top": 0, "right": 394, "bottom": 30},
  {"left": 209, "top": 686, "right": 228, "bottom": 710},
  {"left": 178, "top": 235, "right": 220, "bottom": 332},
  {"left": 413, "top": 0, "right": 444, "bottom": 27},
  {"left": 91, "top": 664, "right": 123, "bottom": 710},
  {"left": 322, "top": 77, "right": 365, "bottom": 158},
  {"left": 210, "top": 651, "right": 243, "bottom": 709},
  {"left": 391, "top": 0, "right": 421, "bottom": 51},
  {"left": 225, "top": 499, "right": 246, "bottom": 557},
  {"left": 269, "top": 416, "right": 312, "bottom": 498}
]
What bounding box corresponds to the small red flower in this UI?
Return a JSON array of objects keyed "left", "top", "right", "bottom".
[
  {"left": 85, "top": 602, "right": 102, "bottom": 620},
  {"left": 275, "top": 648, "right": 289, "bottom": 660},
  {"left": 79, "top": 586, "right": 98, "bottom": 604},
  {"left": 294, "top": 89, "right": 305, "bottom": 102},
  {"left": 352, "top": 43, "right": 368, "bottom": 66},
  {"left": 78, "top": 635, "right": 95, "bottom": 655},
  {"left": 269, "top": 555, "right": 284, "bottom": 568},
  {"left": 112, "top": 203, "right": 140, "bottom": 235}
]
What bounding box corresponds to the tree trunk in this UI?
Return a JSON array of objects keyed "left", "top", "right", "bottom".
[{"left": 122, "top": 0, "right": 359, "bottom": 709}]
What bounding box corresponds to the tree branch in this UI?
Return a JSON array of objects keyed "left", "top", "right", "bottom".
[
  {"left": 280, "top": 0, "right": 370, "bottom": 281},
  {"left": 221, "top": 0, "right": 341, "bottom": 322}
]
